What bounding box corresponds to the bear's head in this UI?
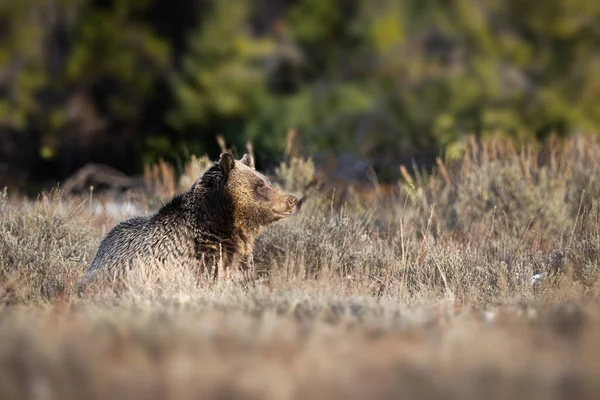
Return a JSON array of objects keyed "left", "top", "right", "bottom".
[{"left": 207, "top": 152, "right": 299, "bottom": 231}]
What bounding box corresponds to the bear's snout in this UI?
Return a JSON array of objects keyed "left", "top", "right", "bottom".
[
  {"left": 277, "top": 194, "right": 299, "bottom": 217},
  {"left": 287, "top": 195, "right": 299, "bottom": 208}
]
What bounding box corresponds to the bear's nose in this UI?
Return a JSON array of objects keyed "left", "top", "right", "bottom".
[{"left": 287, "top": 195, "right": 298, "bottom": 207}]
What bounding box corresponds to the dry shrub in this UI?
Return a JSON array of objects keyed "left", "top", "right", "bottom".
[
  {"left": 0, "top": 189, "right": 99, "bottom": 303},
  {"left": 3, "top": 134, "right": 600, "bottom": 305},
  {"left": 0, "top": 296, "right": 597, "bottom": 399},
  {"left": 253, "top": 134, "right": 600, "bottom": 303},
  {"left": 2, "top": 135, "right": 600, "bottom": 399},
  {"left": 143, "top": 159, "right": 177, "bottom": 204},
  {"left": 177, "top": 154, "right": 213, "bottom": 190}
]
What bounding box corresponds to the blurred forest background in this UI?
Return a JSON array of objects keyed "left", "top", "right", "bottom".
[{"left": 1, "top": 0, "right": 600, "bottom": 191}]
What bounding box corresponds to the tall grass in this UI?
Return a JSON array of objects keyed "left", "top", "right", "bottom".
[{"left": 0, "top": 134, "right": 600, "bottom": 399}]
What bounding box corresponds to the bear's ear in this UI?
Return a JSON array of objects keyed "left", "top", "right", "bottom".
[
  {"left": 219, "top": 152, "right": 235, "bottom": 175},
  {"left": 240, "top": 153, "right": 255, "bottom": 169}
]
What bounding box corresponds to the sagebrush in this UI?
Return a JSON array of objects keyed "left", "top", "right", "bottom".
[{"left": 1, "top": 134, "right": 600, "bottom": 399}]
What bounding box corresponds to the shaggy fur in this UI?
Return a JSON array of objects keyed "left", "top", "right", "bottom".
[{"left": 78, "top": 153, "right": 298, "bottom": 293}]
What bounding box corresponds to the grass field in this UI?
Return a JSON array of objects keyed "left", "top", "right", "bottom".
[{"left": 2, "top": 134, "right": 600, "bottom": 399}]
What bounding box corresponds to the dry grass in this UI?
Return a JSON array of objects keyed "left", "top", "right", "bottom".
[{"left": 1, "top": 134, "right": 600, "bottom": 399}]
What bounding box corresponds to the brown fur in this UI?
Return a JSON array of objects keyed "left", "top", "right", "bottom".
[{"left": 78, "top": 153, "right": 298, "bottom": 293}]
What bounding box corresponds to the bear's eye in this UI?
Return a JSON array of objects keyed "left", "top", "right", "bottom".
[{"left": 256, "top": 181, "right": 266, "bottom": 189}]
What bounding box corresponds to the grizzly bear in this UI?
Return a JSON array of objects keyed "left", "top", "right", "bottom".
[{"left": 78, "top": 152, "right": 298, "bottom": 294}]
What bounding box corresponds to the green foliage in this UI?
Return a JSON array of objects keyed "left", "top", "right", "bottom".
[
  {"left": 168, "top": 0, "right": 275, "bottom": 153},
  {"left": 0, "top": 1, "right": 47, "bottom": 129},
  {"left": 66, "top": 9, "right": 169, "bottom": 119},
  {"left": 245, "top": 83, "right": 375, "bottom": 159},
  {"left": 0, "top": 0, "right": 168, "bottom": 161},
  {"left": 1, "top": 0, "right": 600, "bottom": 181}
]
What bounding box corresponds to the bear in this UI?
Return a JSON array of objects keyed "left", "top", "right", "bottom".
[{"left": 78, "top": 152, "right": 299, "bottom": 294}]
